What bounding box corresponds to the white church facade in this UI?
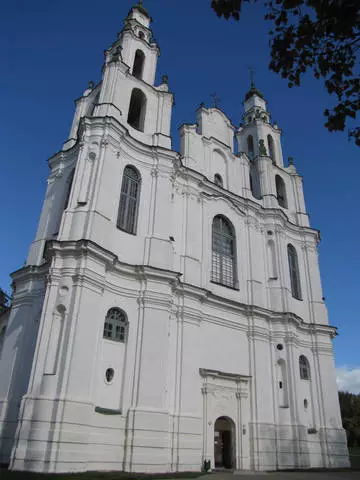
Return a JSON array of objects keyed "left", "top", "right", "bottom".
[{"left": 0, "top": 3, "right": 349, "bottom": 474}]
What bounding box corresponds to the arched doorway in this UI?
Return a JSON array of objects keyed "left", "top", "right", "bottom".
[{"left": 214, "top": 416, "right": 235, "bottom": 469}]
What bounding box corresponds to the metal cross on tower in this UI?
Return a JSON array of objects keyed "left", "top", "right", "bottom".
[
  {"left": 249, "top": 66, "right": 255, "bottom": 87},
  {"left": 211, "top": 92, "right": 220, "bottom": 109}
]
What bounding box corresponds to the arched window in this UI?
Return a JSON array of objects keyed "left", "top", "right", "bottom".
[
  {"left": 287, "top": 244, "right": 302, "bottom": 300},
  {"left": 103, "top": 308, "right": 128, "bottom": 343},
  {"left": 299, "top": 355, "right": 311, "bottom": 380},
  {"left": 117, "top": 165, "right": 141, "bottom": 234},
  {"left": 211, "top": 215, "right": 236, "bottom": 288},
  {"left": 275, "top": 175, "right": 287, "bottom": 208},
  {"left": 214, "top": 174, "right": 223, "bottom": 187},
  {"left": 132, "top": 49, "right": 145, "bottom": 80},
  {"left": 247, "top": 135, "right": 254, "bottom": 161},
  {"left": 64, "top": 168, "right": 75, "bottom": 210},
  {"left": 127, "top": 88, "right": 146, "bottom": 131},
  {"left": 267, "top": 134, "right": 276, "bottom": 164}
]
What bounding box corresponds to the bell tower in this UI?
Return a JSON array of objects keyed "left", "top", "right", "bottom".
[{"left": 65, "top": 1, "right": 173, "bottom": 151}]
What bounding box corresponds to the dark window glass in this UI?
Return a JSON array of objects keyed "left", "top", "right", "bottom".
[
  {"left": 211, "top": 216, "right": 236, "bottom": 288},
  {"left": 288, "top": 244, "right": 302, "bottom": 300},
  {"left": 299, "top": 355, "right": 310, "bottom": 380},
  {"left": 103, "top": 308, "right": 128, "bottom": 343},
  {"left": 117, "top": 166, "right": 141, "bottom": 234}
]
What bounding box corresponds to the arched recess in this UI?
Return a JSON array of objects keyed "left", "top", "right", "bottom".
[
  {"left": 211, "top": 215, "right": 237, "bottom": 288},
  {"left": 127, "top": 88, "right": 147, "bottom": 131},
  {"left": 214, "top": 416, "right": 235, "bottom": 469},
  {"left": 276, "top": 359, "right": 288, "bottom": 407},
  {"left": 267, "top": 134, "right": 276, "bottom": 164},
  {"left": 267, "top": 239, "right": 277, "bottom": 279},
  {"left": 275, "top": 175, "right": 287, "bottom": 208},
  {"left": 132, "top": 49, "right": 145, "bottom": 80},
  {"left": 247, "top": 135, "right": 254, "bottom": 160}
]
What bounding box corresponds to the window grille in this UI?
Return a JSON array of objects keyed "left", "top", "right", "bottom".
[
  {"left": 211, "top": 216, "right": 236, "bottom": 288},
  {"left": 103, "top": 308, "right": 128, "bottom": 343},
  {"left": 117, "top": 166, "right": 141, "bottom": 234},
  {"left": 299, "top": 355, "right": 310, "bottom": 380},
  {"left": 287, "top": 244, "right": 302, "bottom": 300}
]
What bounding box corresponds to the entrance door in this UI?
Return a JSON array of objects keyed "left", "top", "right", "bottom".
[{"left": 214, "top": 416, "right": 234, "bottom": 469}]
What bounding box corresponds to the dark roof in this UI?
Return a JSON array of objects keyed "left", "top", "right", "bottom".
[
  {"left": 129, "top": 3, "right": 151, "bottom": 19},
  {"left": 245, "top": 86, "right": 265, "bottom": 101}
]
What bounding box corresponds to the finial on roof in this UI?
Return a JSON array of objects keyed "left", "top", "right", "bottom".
[{"left": 288, "top": 156, "right": 294, "bottom": 166}]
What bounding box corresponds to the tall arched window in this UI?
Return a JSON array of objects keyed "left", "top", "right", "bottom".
[
  {"left": 214, "top": 173, "right": 223, "bottom": 187},
  {"left": 64, "top": 168, "right": 75, "bottom": 210},
  {"left": 117, "top": 165, "right": 141, "bottom": 234},
  {"left": 299, "top": 355, "right": 311, "bottom": 380},
  {"left": 275, "top": 175, "right": 287, "bottom": 208},
  {"left": 132, "top": 50, "right": 145, "bottom": 80},
  {"left": 127, "top": 88, "right": 146, "bottom": 131},
  {"left": 267, "top": 134, "right": 275, "bottom": 164},
  {"left": 211, "top": 215, "right": 236, "bottom": 288},
  {"left": 247, "top": 135, "right": 254, "bottom": 161},
  {"left": 287, "top": 244, "right": 302, "bottom": 300},
  {"left": 103, "top": 308, "right": 128, "bottom": 343}
]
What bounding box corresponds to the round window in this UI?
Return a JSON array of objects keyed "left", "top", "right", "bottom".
[
  {"left": 105, "top": 368, "right": 114, "bottom": 383},
  {"left": 276, "top": 344, "right": 284, "bottom": 351}
]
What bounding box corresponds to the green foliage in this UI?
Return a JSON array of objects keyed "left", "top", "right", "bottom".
[
  {"left": 339, "top": 391, "right": 360, "bottom": 447},
  {"left": 0, "top": 288, "right": 10, "bottom": 315},
  {"left": 211, "top": 0, "right": 360, "bottom": 146}
]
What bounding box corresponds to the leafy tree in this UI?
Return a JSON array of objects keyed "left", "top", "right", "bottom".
[
  {"left": 0, "top": 288, "right": 10, "bottom": 315},
  {"left": 211, "top": 0, "right": 360, "bottom": 146},
  {"left": 339, "top": 391, "right": 360, "bottom": 447}
]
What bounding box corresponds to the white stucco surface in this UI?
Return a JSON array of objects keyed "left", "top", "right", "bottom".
[{"left": 0, "top": 4, "right": 349, "bottom": 474}]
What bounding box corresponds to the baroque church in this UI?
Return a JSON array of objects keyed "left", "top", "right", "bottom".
[{"left": 0, "top": 2, "right": 349, "bottom": 474}]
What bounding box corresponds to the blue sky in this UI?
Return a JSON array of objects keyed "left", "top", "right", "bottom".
[{"left": 1, "top": 1, "right": 359, "bottom": 389}]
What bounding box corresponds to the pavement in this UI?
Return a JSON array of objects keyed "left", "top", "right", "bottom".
[{"left": 201, "top": 473, "right": 360, "bottom": 480}]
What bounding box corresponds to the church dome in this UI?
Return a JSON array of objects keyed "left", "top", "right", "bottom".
[{"left": 244, "top": 85, "right": 265, "bottom": 101}]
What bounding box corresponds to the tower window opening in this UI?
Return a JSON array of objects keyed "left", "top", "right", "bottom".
[
  {"left": 138, "top": 31, "right": 145, "bottom": 40},
  {"left": 287, "top": 244, "right": 302, "bottom": 300},
  {"left": 267, "top": 135, "right": 276, "bottom": 164},
  {"left": 214, "top": 174, "right": 223, "bottom": 187},
  {"left": 117, "top": 165, "right": 141, "bottom": 234},
  {"left": 247, "top": 135, "right": 254, "bottom": 161},
  {"left": 64, "top": 168, "right": 75, "bottom": 211},
  {"left": 132, "top": 49, "right": 145, "bottom": 80},
  {"left": 275, "top": 175, "right": 287, "bottom": 208},
  {"left": 211, "top": 215, "right": 237, "bottom": 288},
  {"left": 127, "top": 88, "right": 146, "bottom": 131}
]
